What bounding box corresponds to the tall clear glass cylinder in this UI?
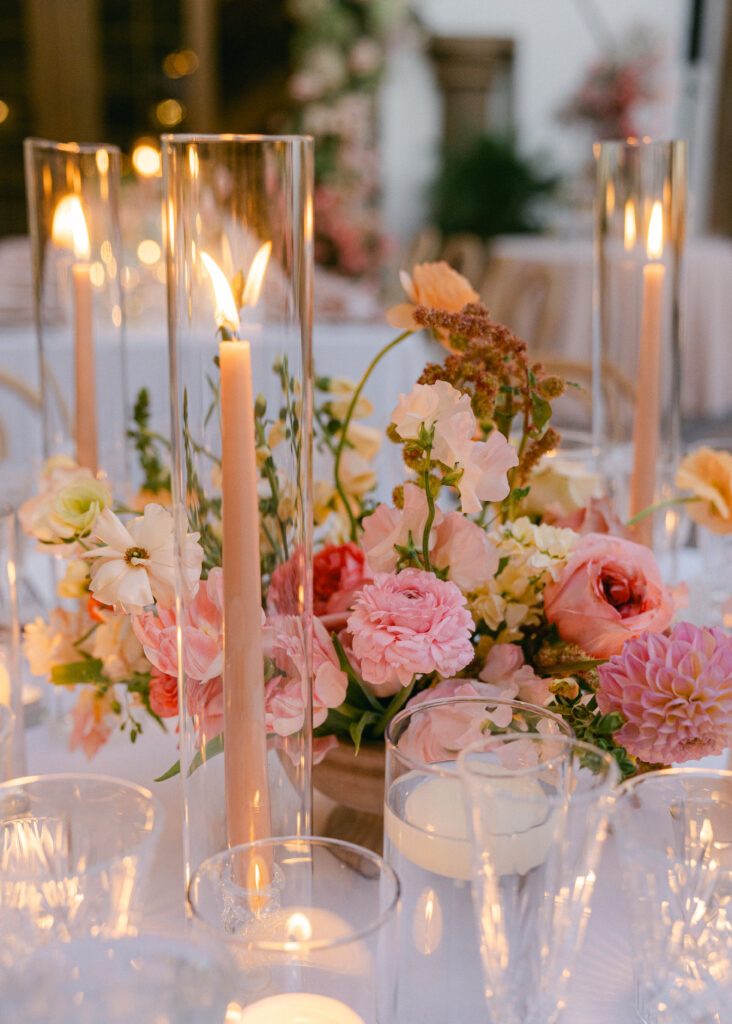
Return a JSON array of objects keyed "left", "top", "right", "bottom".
[
  {"left": 162, "top": 135, "right": 314, "bottom": 884},
  {"left": 0, "top": 504, "right": 25, "bottom": 778},
  {"left": 593, "top": 139, "right": 686, "bottom": 560},
  {"left": 23, "top": 139, "right": 128, "bottom": 487}
]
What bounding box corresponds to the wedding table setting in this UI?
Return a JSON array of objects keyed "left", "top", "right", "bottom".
[{"left": 1, "top": 132, "right": 732, "bottom": 1024}]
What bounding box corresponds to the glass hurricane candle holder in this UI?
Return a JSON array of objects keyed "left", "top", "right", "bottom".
[
  {"left": 614, "top": 768, "right": 732, "bottom": 1024},
  {"left": 0, "top": 773, "right": 163, "bottom": 966},
  {"left": 0, "top": 705, "right": 14, "bottom": 783},
  {"left": 189, "top": 836, "right": 400, "bottom": 1023},
  {"left": 0, "top": 503, "right": 25, "bottom": 777},
  {"left": 23, "top": 138, "right": 128, "bottom": 486},
  {"left": 458, "top": 734, "right": 618, "bottom": 1024},
  {"left": 162, "top": 135, "right": 314, "bottom": 885},
  {"left": 383, "top": 696, "right": 572, "bottom": 1024},
  {"left": 593, "top": 138, "right": 686, "bottom": 563}
]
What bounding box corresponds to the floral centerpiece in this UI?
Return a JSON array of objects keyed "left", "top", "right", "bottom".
[{"left": 20, "top": 262, "right": 732, "bottom": 777}]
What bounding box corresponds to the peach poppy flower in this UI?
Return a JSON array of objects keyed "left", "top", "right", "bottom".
[
  {"left": 676, "top": 447, "right": 732, "bottom": 535},
  {"left": 386, "top": 261, "right": 479, "bottom": 340}
]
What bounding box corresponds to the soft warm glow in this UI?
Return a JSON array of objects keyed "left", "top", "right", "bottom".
[
  {"left": 646, "top": 201, "right": 664, "bottom": 260},
  {"left": 95, "top": 150, "right": 109, "bottom": 175},
  {"left": 700, "top": 817, "right": 714, "bottom": 847},
  {"left": 624, "top": 200, "right": 637, "bottom": 251},
  {"left": 285, "top": 911, "right": 313, "bottom": 942},
  {"left": 90, "top": 262, "right": 105, "bottom": 287},
  {"left": 201, "top": 252, "right": 240, "bottom": 334},
  {"left": 137, "top": 239, "right": 161, "bottom": 265},
  {"left": 52, "top": 195, "right": 90, "bottom": 260},
  {"left": 132, "top": 142, "right": 162, "bottom": 178},
  {"left": 242, "top": 241, "right": 272, "bottom": 307},
  {"left": 605, "top": 180, "right": 615, "bottom": 216},
  {"left": 156, "top": 98, "right": 185, "bottom": 127},
  {"left": 0, "top": 100, "right": 9, "bottom": 124},
  {"left": 163, "top": 49, "right": 199, "bottom": 79}
]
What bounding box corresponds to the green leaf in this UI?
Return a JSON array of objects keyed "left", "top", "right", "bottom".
[
  {"left": 51, "top": 659, "right": 105, "bottom": 686},
  {"left": 530, "top": 391, "right": 552, "bottom": 432},
  {"left": 155, "top": 731, "right": 225, "bottom": 782},
  {"left": 154, "top": 760, "right": 181, "bottom": 782},
  {"left": 349, "top": 711, "right": 380, "bottom": 753},
  {"left": 331, "top": 634, "right": 383, "bottom": 712}
]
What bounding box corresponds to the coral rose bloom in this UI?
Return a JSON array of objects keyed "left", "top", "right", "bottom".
[
  {"left": 544, "top": 533, "right": 675, "bottom": 658},
  {"left": 386, "top": 261, "right": 479, "bottom": 343},
  {"left": 676, "top": 446, "right": 732, "bottom": 535},
  {"left": 347, "top": 568, "right": 474, "bottom": 694}
]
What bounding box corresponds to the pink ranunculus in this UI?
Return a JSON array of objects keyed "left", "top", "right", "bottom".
[
  {"left": 347, "top": 568, "right": 475, "bottom": 695},
  {"left": 133, "top": 567, "right": 224, "bottom": 684},
  {"left": 265, "top": 616, "right": 348, "bottom": 735},
  {"left": 149, "top": 666, "right": 179, "bottom": 718},
  {"left": 543, "top": 533, "right": 675, "bottom": 657},
  {"left": 431, "top": 512, "right": 498, "bottom": 592},
  {"left": 361, "top": 483, "right": 441, "bottom": 574},
  {"left": 597, "top": 623, "right": 732, "bottom": 764},
  {"left": 398, "top": 679, "right": 515, "bottom": 763},
  {"left": 478, "top": 643, "right": 552, "bottom": 707},
  {"left": 549, "top": 495, "right": 632, "bottom": 539}
]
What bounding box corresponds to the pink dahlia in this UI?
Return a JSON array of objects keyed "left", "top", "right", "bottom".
[
  {"left": 347, "top": 568, "right": 474, "bottom": 693},
  {"left": 597, "top": 622, "right": 732, "bottom": 764}
]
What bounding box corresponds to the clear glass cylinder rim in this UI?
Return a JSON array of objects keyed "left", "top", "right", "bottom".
[
  {"left": 0, "top": 772, "right": 163, "bottom": 842},
  {"left": 188, "top": 834, "right": 401, "bottom": 952},
  {"left": 161, "top": 132, "right": 314, "bottom": 148},
  {"left": 619, "top": 764, "right": 732, "bottom": 797},
  {"left": 24, "top": 137, "right": 121, "bottom": 157},
  {"left": 593, "top": 136, "right": 687, "bottom": 153},
  {"left": 385, "top": 694, "right": 572, "bottom": 777},
  {"left": 457, "top": 734, "right": 619, "bottom": 788}
]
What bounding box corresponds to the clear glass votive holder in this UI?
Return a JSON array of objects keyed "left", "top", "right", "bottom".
[
  {"left": 1, "top": 932, "right": 238, "bottom": 1024},
  {"left": 614, "top": 768, "right": 732, "bottom": 1024},
  {"left": 0, "top": 704, "right": 15, "bottom": 783},
  {"left": 189, "top": 835, "right": 401, "bottom": 1023},
  {"left": 457, "top": 734, "right": 618, "bottom": 1024},
  {"left": 383, "top": 696, "right": 572, "bottom": 1024},
  {"left": 0, "top": 773, "right": 163, "bottom": 966}
]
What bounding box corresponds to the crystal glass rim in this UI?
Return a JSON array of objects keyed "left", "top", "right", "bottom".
[
  {"left": 188, "top": 834, "right": 401, "bottom": 952},
  {"left": 385, "top": 695, "right": 573, "bottom": 777},
  {"left": 457, "top": 735, "right": 620, "bottom": 789},
  {"left": 23, "top": 137, "right": 121, "bottom": 157},
  {"left": 0, "top": 703, "right": 15, "bottom": 742},
  {"left": 619, "top": 764, "right": 732, "bottom": 797},
  {"left": 160, "top": 132, "right": 314, "bottom": 147},
  {"left": 0, "top": 771, "right": 164, "bottom": 851}
]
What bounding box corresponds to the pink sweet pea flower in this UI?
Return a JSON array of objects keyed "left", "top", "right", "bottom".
[
  {"left": 478, "top": 643, "right": 552, "bottom": 707},
  {"left": 362, "top": 483, "right": 440, "bottom": 574},
  {"left": 347, "top": 569, "right": 474, "bottom": 695},
  {"left": 69, "top": 688, "right": 116, "bottom": 760},
  {"left": 431, "top": 511, "right": 499, "bottom": 592},
  {"left": 544, "top": 533, "right": 675, "bottom": 658}
]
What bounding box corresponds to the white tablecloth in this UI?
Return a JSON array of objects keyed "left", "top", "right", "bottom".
[{"left": 21, "top": 699, "right": 730, "bottom": 1024}]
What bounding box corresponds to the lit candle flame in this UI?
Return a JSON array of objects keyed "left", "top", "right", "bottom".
[
  {"left": 285, "top": 911, "right": 313, "bottom": 943},
  {"left": 242, "top": 241, "right": 271, "bottom": 308},
  {"left": 646, "top": 201, "right": 663, "bottom": 260},
  {"left": 52, "top": 195, "right": 90, "bottom": 260},
  {"left": 200, "top": 251, "right": 240, "bottom": 335},
  {"left": 624, "top": 200, "right": 636, "bottom": 251}
]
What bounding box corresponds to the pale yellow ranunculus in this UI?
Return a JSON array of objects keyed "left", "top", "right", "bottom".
[
  {"left": 51, "top": 478, "right": 113, "bottom": 539},
  {"left": 676, "top": 447, "right": 732, "bottom": 535}
]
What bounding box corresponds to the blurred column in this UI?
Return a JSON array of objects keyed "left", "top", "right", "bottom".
[
  {"left": 25, "top": 0, "right": 102, "bottom": 141},
  {"left": 428, "top": 36, "right": 514, "bottom": 150},
  {"left": 181, "top": 0, "right": 218, "bottom": 130}
]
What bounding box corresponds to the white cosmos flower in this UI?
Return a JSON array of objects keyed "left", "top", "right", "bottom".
[{"left": 84, "top": 504, "right": 203, "bottom": 614}]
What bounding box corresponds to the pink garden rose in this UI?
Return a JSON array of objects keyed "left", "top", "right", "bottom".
[
  {"left": 347, "top": 568, "right": 474, "bottom": 694},
  {"left": 264, "top": 616, "right": 348, "bottom": 735},
  {"left": 543, "top": 533, "right": 675, "bottom": 657},
  {"left": 149, "top": 666, "right": 179, "bottom": 719},
  {"left": 597, "top": 623, "right": 732, "bottom": 764},
  {"left": 313, "top": 541, "right": 373, "bottom": 625}
]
